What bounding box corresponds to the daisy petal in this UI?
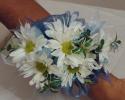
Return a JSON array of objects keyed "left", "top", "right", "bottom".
[
  {"left": 57, "top": 54, "right": 65, "bottom": 67},
  {"left": 51, "top": 50, "right": 62, "bottom": 57},
  {"left": 47, "top": 40, "right": 61, "bottom": 49},
  {"left": 53, "top": 19, "right": 63, "bottom": 32},
  {"left": 67, "top": 54, "right": 83, "bottom": 67},
  {"left": 45, "top": 30, "right": 55, "bottom": 38},
  {"left": 10, "top": 48, "right": 26, "bottom": 63},
  {"left": 10, "top": 48, "right": 25, "bottom": 57}
]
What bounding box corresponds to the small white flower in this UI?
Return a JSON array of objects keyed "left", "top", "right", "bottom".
[
  {"left": 45, "top": 13, "right": 85, "bottom": 67},
  {"left": 16, "top": 53, "right": 54, "bottom": 89},
  {"left": 10, "top": 23, "right": 47, "bottom": 63},
  {"left": 52, "top": 57, "right": 100, "bottom": 87}
]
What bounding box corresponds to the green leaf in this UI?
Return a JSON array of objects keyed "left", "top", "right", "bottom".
[
  {"left": 50, "top": 80, "right": 61, "bottom": 87},
  {"left": 94, "top": 39, "right": 105, "bottom": 53},
  {"left": 80, "top": 29, "right": 91, "bottom": 40},
  {"left": 81, "top": 29, "right": 91, "bottom": 36},
  {"left": 84, "top": 39, "right": 92, "bottom": 47},
  {"left": 82, "top": 48, "right": 87, "bottom": 57},
  {"left": 7, "top": 44, "right": 12, "bottom": 51},
  {"left": 116, "top": 40, "right": 121, "bottom": 44},
  {"left": 40, "top": 74, "right": 61, "bottom": 93},
  {"left": 100, "top": 39, "right": 105, "bottom": 49},
  {"left": 47, "top": 74, "right": 61, "bottom": 92},
  {"left": 72, "top": 48, "right": 82, "bottom": 54},
  {"left": 40, "top": 84, "right": 49, "bottom": 93},
  {"left": 85, "top": 79, "right": 93, "bottom": 84}
]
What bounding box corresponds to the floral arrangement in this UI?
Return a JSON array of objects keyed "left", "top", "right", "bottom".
[{"left": 1, "top": 11, "right": 121, "bottom": 97}]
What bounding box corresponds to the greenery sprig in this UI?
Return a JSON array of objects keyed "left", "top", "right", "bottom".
[{"left": 110, "top": 34, "right": 121, "bottom": 52}]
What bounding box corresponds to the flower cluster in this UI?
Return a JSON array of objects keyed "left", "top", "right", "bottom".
[{"left": 3, "top": 11, "right": 121, "bottom": 96}]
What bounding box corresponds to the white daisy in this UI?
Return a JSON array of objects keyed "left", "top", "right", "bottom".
[
  {"left": 51, "top": 57, "right": 100, "bottom": 87},
  {"left": 17, "top": 53, "right": 54, "bottom": 89},
  {"left": 44, "top": 12, "right": 85, "bottom": 67},
  {"left": 10, "top": 23, "right": 47, "bottom": 63}
]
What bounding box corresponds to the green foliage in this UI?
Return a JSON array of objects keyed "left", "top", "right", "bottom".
[
  {"left": 7, "top": 44, "right": 12, "bottom": 51},
  {"left": 72, "top": 37, "right": 93, "bottom": 57},
  {"left": 113, "top": 34, "right": 121, "bottom": 44},
  {"left": 116, "top": 40, "right": 121, "bottom": 44},
  {"left": 110, "top": 34, "right": 121, "bottom": 51},
  {"left": 72, "top": 29, "right": 91, "bottom": 55},
  {"left": 84, "top": 79, "right": 93, "bottom": 84},
  {"left": 95, "top": 39, "right": 105, "bottom": 53},
  {"left": 40, "top": 74, "right": 61, "bottom": 93},
  {"left": 80, "top": 29, "right": 91, "bottom": 40},
  {"left": 72, "top": 48, "right": 83, "bottom": 54}
]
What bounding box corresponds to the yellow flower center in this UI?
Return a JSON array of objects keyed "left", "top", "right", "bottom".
[
  {"left": 25, "top": 40, "right": 35, "bottom": 53},
  {"left": 35, "top": 62, "right": 47, "bottom": 74},
  {"left": 61, "top": 41, "right": 73, "bottom": 55},
  {"left": 67, "top": 66, "right": 80, "bottom": 74}
]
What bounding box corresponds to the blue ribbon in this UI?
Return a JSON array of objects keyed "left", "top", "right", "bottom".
[{"left": 62, "top": 78, "right": 89, "bottom": 98}]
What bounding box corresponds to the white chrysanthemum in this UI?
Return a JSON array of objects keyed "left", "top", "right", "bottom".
[
  {"left": 10, "top": 23, "right": 47, "bottom": 63},
  {"left": 44, "top": 13, "right": 85, "bottom": 67},
  {"left": 51, "top": 57, "right": 100, "bottom": 87},
  {"left": 17, "top": 54, "right": 54, "bottom": 89}
]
